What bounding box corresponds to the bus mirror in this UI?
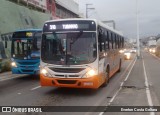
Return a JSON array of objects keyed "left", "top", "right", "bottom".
[
  {"left": 93, "top": 48, "right": 97, "bottom": 57},
  {"left": 42, "top": 34, "right": 46, "bottom": 46},
  {"left": 5, "top": 41, "right": 7, "bottom": 48}
]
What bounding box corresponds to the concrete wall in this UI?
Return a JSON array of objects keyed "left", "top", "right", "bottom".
[
  {"left": 56, "top": 0, "right": 79, "bottom": 15},
  {"left": 0, "top": 0, "right": 52, "bottom": 34}
]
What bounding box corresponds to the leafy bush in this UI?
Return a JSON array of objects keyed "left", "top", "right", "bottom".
[{"left": 0, "top": 59, "right": 11, "bottom": 72}]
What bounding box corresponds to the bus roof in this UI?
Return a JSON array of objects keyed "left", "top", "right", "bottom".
[
  {"left": 14, "top": 29, "right": 42, "bottom": 32},
  {"left": 44, "top": 18, "right": 123, "bottom": 36},
  {"left": 97, "top": 21, "right": 123, "bottom": 36}
]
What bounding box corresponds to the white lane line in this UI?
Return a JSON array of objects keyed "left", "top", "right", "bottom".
[
  {"left": 0, "top": 75, "right": 22, "bottom": 81},
  {"left": 142, "top": 55, "right": 155, "bottom": 115},
  {"left": 120, "top": 82, "right": 124, "bottom": 87},
  {"left": 109, "top": 58, "right": 137, "bottom": 104},
  {"left": 150, "top": 53, "right": 160, "bottom": 61},
  {"left": 124, "top": 58, "right": 137, "bottom": 82},
  {"left": 98, "top": 58, "right": 137, "bottom": 115},
  {"left": 30, "top": 86, "right": 41, "bottom": 91}
]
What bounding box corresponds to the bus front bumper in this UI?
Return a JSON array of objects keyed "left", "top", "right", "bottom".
[
  {"left": 40, "top": 74, "right": 103, "bottom": 89},
  {"left": 12, "top": 67, "right": 39, "bottom": 75}
]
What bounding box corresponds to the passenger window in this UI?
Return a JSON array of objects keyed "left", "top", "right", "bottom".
[
  {"left": 105, "top": 31, "right": 109, "bottom": 50},
  {"left": 98, "top": 32, "right": 102, "bottom": 52}
]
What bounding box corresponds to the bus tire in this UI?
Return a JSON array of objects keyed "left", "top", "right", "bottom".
[
  {"left": 118, "top": 59, "right": 122, "bottom": 72},
  {"left": 101, "top": 66, "right": 110, "bottom": 87}
]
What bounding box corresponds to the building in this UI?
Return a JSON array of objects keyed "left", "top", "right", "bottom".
[
  {"left": 46, "top": 0, "right": 79, "bottom": 19},
  {"left": 0, "top": 0, "right": 80, "bottom": 60},
  {"left": 9, "top": 0, "right": 79, "bottom": 19}
]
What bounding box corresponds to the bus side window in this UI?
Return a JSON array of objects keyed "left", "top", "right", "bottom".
[
  {"left": 101, "top": 29, "right": 106, "bottom": 52},
  {"left": 117, "top": 36, "right": 120, "bottom": 49},
  {"left": 111, "top": 33, "right": 114, "bottom": 49},
  {"left": 115, "top": 34, "right": 117, "bottom": 49},
  {"left": 119, "top": 36, "right": 121, "bottom": 49},
  {"left": 122, "top": 37, "right": 123, "bottom": 48},
  {"left": 119, "top": 37, "right": 122, "bottom": 48},
  {"left": 121, "top": 37, "right": 124, "bottom": 48},
  {"left": 122, "top": 37, "right": 124, "bottom": 48},
  {"left": 113, "top": 34, "right": 116, "bottom": 49},
  {"left": 105, "top": 31, "right": 109, "bottom": 50},
  {"left": 99, "top": 27, "right": 105, "bottom": 52},
  {"left": 98, "top": 32, "right": 102, "bottom": 52},
  {"left": 109, "top": 32, "right": 112, "bottom": 49}
]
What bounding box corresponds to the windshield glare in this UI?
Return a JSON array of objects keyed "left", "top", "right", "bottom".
[
  {"left": 11, "top": 32, "right": 41, "bottom": 59},
  {"left": 41, "top": 32, "right": 97, "bottom": 65}
]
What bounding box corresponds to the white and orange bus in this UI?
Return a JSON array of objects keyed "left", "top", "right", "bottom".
[{"left": 40, "top": 19, "right": 124, "bottom": 89}]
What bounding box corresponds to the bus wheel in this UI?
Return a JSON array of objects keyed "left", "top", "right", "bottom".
[
  {"left": 101, "top": 67, "right": 110, "bottom": 87},
  {"left": 118, "top": 59, "right": 121, "bottom": 72}
]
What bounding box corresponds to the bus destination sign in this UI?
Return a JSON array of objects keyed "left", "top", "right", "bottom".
[{"left": 43, "top": 20, "right": 96, "bottom": 32}]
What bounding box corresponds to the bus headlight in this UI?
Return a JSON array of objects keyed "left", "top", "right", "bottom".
[
  {"left": 119, "top": 50, "right": 124, "bottom": 53},
  {"left": 124, "top": 53, "right": 131, "bottom": 60},
  {"left": 40, "top": 68, "right": 52, "bottom": 77},
  {"left": 85, "top": 69, "right": 97, "bottom": 78},
  {"left": 149, "top": 49, "right": 152, "bottom": 52},
  {"left": 11, "top": 62, "right": 17, "bottom": 67},
  {"left": 41, "top": 69, "right": 47, "bottom": 74},
  {"left": 152, "top": 49, "right": 156, "bottom": 53}
]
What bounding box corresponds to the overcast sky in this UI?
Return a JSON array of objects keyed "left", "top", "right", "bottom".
[{"left": 75, "top": 0, "right": 160, "bottom": 39}]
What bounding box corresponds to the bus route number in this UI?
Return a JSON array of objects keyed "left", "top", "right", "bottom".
[
  {"left": 50, "top": 25, "right": 56, "bottom": 30},
  {"left": 26, "top": 32, "right": 33, "bottom": 37}
]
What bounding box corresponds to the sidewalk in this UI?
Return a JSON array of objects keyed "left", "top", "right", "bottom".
[{"left": 0, "top": 71, "right": 12, "bottom": 77}]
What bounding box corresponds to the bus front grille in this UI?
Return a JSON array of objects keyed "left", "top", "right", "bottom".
[
  {"left": 54, "top": 75, "right": 79, "bottom": 78},
  {"left": 21, "top": 69, "right": 33, "bottom": 72},
  {"left": 49, "top": 68, "right": 85, "bottom": 73},
  {"left": 18, "top": 62, "right": 38, "bottom": 65},
  {"left": 57, "top": 80, "right": 77, "bottom": 84}
]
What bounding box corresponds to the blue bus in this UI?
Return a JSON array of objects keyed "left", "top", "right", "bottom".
[{"left": 11, "top": 29, "right": 42, "bottom": 74}]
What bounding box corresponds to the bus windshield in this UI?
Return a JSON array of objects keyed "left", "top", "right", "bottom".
[
  {"left": 11, "top": 32, "right": 41, "bottom": 59},
  {"left": 41, "top": 32, "right": 97, "bottom": 65}
]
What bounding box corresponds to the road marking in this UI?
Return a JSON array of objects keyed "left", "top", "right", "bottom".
[
  {"left": 0, "top": 75, "right": 22, "bottom": 82},
  {"left": 124, "top": 58, "right": 137, "bottom": 82},
  {"left": 18, "top": 93, "right": 21, "bottom": 95},
  {"left": 98, "top": 58, "right": 137, "bottom": 115},
  {"left": 120, "top": 82, "right": 124, "bottom": 87},
  {"left": 142, "top": 55, "right": 155, "bottom": 115},
  {"left": 150, "top": 53, "right": 160, "bottom": 61},
  {"left": 109, "top": 58, "right": 137, "bottom": 104},
  {"left": 30, "top": 86, "right": 41, "bottom": 91}
]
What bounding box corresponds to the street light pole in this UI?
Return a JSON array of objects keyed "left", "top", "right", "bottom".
[
  {"left": 86, "top": 4, "right": 95, "bottom": 18},
  {"left": 136, "top": 0, "right": 140, "bottom": 58}
]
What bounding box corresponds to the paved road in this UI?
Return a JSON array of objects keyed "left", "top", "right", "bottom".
[
  {"left": 101, "top": 51, "right": 160, "bottom": 115},
  {"left": 1, "top": 52, "right": 160, "bottom": 115}
]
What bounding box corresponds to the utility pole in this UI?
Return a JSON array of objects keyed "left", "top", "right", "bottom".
[
  {"left": 86, "top": 4, "right": 95, "bottom": 18},
  {"left": 136, "top": 0, "right": 140, "bottom": 58}
]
